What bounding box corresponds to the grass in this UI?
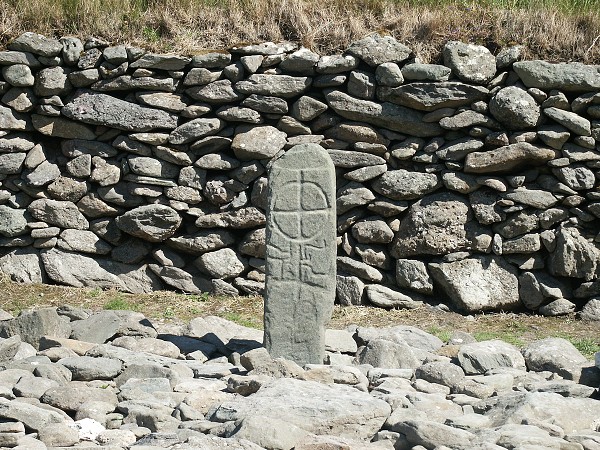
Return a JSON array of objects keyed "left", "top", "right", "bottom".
[
  {"left": 0, "top": 0, "right": 598, "bottom": 63},
  {"left": 0, "top": 277, "right": 598, "bottom": 358}
]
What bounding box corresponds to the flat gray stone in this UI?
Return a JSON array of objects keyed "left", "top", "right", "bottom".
[
  {"left": 464, "top": 142, "right": 556, "bottom": 173},
  {"left": 264, "top": 144, "right": 336, "bottom": 366},
  {"left": 62, "top": 91, "right": 178, "bottom": 132},
  {"left": 130, "top": 53, "right": 191, "bottom": 70},
  {"left": 235, "top": 74, "right": 311, "bottom": 98},
  {"left": 58, "top": 356, "right": 122, "bottom": 381},
  {"left": 458, "top": 340, "right": 526, "bottom": 375},
  {"left": 208, "top": 378, "right": 390, "bottom": 440},
  {"left": 0, "top": 307, "right": 70, "bottom": 349},
  {"left": 523, "top": 338, "right": 588, "bottom": 377},
  {"left": 32, "top": 114, "right": 96, "bottom": 140},
  {"left": 347, "top": 34, "right": 411, "bottom": 66},
  {"left": 8, "top": 32, "right": 62, "bottom": 57},
  {"left": 372, "top": 169, "right": 440, "bottom": 200},
  {"left": 325, "top": 90, "right": 442, "bottom": 137},
  {"left": 544, "top": 107, "right": 591, "bottom": 135},
  {"left": 429, "top": 256, "right": 520, "bottom": 313},
  {"left": 378, "top": 82, "right": 488, "bottom": 112},
  {"left": 513, "top": 60, "right": 600, "bottom": 92}
]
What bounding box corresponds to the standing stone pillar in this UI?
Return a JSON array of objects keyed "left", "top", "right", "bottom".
[{"left": 263, "top": 143, "right": 336, "bottom": 365}]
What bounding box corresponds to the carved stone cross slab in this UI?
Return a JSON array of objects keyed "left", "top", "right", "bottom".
[{"left": 263, "top": 143, "right": 336, "bottom": 365}]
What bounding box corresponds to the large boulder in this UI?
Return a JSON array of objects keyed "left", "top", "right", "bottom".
[
  {"left": 41, "top": 248, "right": 161, "bottom": 293},
  {"left": 489, "top": 86, "right": 541, "bottom": 129},
  {"left": 549, "top": 226, "right": 600, "bottom": 281},
  {"left": 391, "top": 192, "right": 481, "bottom": 258},
  {"left": 429, "top": 256, "right": 520, "bottom": 312},
  {"left": 0, "top": 248, "right": 44, "bottom": 283},
  {"left": 207, "top": 378, "right": 391, "bottom": 440}
]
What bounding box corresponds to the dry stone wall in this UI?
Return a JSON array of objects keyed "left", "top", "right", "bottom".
[{"left": 0, "top": 32, "right": 599, "bottom": 316}]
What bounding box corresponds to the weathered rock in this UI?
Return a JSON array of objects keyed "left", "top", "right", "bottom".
[
  {"left": 372, "top": 170, "right": 441, "bottom": 200},
  {"left": 378, "top": 82, "right": 488, "bottom": 111},
  {"left": 8, "top": 32, "right": 62, "bottom": 57},
  {"left": 0, "top": 307, "right": 70, "bottom": 348},
  {"left": 208, "top": 378, "right": 391, "bottom": 440},
  {"left": 236, "top": 74, "right": 311, "bottom": 98},
  {"left": 325, "top": 90, "right": 442, "bottom": 137},
  {"left": 522, "top": 338, "right": 589, "bottom": 378},
  {"left": 116, "top": 204, "right": 181, "bottom": 242},
  {"left": 365, "top": 285, "right": 422, "bottom": 309},
  {"left": 391, "top": 192, "right": 479, "bottom": 258},
  {"left": 0, "top": 248, "right": 44, "bottom": 283},
  {"left": 489, "top": 87, "right": 541, "bottom": 130},
  {"left": 28, "top": 198, "right": 89, "bottom": 230},
  {"left": 544, "top": 107, "right": 591, "bottom": 135},
  {"left": 513, "top": 60, "right": 600, "bottom": 92},
  {"left": 169, "top": 118, "right": 223, "bottom": 145},
  {"left": 231, "top": 126, "right": 287, "bottom": 160},
  {"left": 443, "top": 41, "right": 496, "bottom": 84},
  {"left": 464, "top": 142, "right": 556, "bottom": 173},
  {"left": 429, "top": 256, "right": 520, "bottom": 312},
  {"left": 396, "top": 259, "right": 434, "bottom": 294},
  {"left": 62, "top": 91, "right": 178, "bottom": 131},
  {"left": 196, "top": 248, "right": 247, "bottom": 279},
  {"left": 549, "top": 226, "right": 600, "bottom": 281},
  {"left": 458, "top": 340, "right": 526, "bottom": 375}
]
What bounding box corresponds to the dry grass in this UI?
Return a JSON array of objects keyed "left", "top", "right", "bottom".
[
  {"left": 1, "top": 278, "right": 598, "bottom": 358},
  {"left": 0, "top": 0, "right": 599, "bottom": 63}
]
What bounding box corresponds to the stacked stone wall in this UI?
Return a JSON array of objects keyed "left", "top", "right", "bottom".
[{"left": 0, "top": 32, "right": 599, "bottom": 315}]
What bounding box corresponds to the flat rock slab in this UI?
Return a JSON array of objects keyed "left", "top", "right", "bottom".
[
  {"left": 207, "top": 378, "right": 391, "bottom": 440},
  {"left": 264, "top": 144, "right": 336, "bottom": 365},
  {"left": 62, "top": 90, "right": 178, "bottom": 131},
  {"left": 325, "top": 90, "right": 442, "bottom": 137},
  {"left": 513, "top": 60, "right": 600, "bottom": 92}
]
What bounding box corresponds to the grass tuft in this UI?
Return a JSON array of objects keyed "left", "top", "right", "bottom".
[{"left": 0, "top": 0, "right": 598, "bottom": 62}]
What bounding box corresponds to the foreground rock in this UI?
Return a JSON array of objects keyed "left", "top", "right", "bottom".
[{"left": 0, "top": 305, "right": 596, "bottom": 450}]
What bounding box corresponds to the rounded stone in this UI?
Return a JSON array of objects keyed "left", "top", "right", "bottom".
[
  {"left": 489, "top": 87, "right": 541, "bottom": 130},
  {"left": 195, "top": 248, "right": 247, "bottom": 279}
]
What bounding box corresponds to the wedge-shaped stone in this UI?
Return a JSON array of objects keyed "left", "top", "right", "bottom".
[
  {"left": 429, "top": 256, "right": 520, "bottom": 312},
  {"left": 28, "top": 198, "right": 89, "bottom": 230},
  {"left": 464, "top": 142, "right": 556, "bottom": 173},
  {"left": 377, "top": 82, "right": 489, "bottom": 111},
  {"left": 513, "top": 60, "right": 600, "bottom": 92},
  {"left": 32, "top": 114, "right": 96, "bottom": 140},
  {"left": 62, "top": 91, "right": 178, "bottom": 131},
  {"left": 41, "top": 248, "right": 161, "bottom": 293},
  {"left": 8, "top": 32, "right": 62, "bottom": 57},
  {"left": 115, "top": 204, "right": 181, "bottom": 242},
  {"left": 207, "top": 378, "right": 391, "bottom": 440},
  {"left": 325, "top": 90, "right": 441, "bottom": 137},
  {"left": 235, "top": 74, "right": 311, "bottom": 98},
  {"left": 169, "top": 118, "right": 223, "bottom": 145},
  {"left": 0, "top": 398, "right": 66, "bottom": 432},
  {"left": 0, "top": 51, "right": 40, "bottom": 67},
  {"left": 0, "top": 105, "right": 27, "bottom": 130},
  {"left": 130, "top": 53, "right": 191, "bottom": 70}
]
